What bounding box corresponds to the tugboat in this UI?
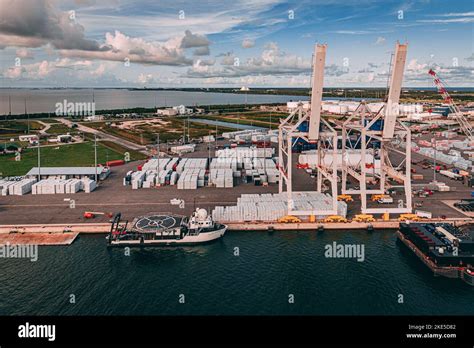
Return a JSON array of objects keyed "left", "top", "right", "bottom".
[{"left": 107, "top": 208, "right": 227, "bottom": 246}]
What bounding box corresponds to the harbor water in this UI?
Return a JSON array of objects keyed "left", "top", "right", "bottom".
[
  {"left": 0, "top": 89, "right": 306, "bottom": 115},
  {"left": 0, "top": 230, "right": 472, "bottom": 316}
]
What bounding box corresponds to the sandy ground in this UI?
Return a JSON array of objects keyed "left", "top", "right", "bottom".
[{"left": 116, "top": 118, "right": 169, "bottom": 130}]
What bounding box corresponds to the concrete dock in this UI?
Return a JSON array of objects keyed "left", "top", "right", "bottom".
[{"left": 0, "top": 232, "right": 79, "bottom": 245}]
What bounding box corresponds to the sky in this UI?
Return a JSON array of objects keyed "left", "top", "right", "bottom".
[{"left": 0, "top": 0, "right": 473, "bottom": 88}]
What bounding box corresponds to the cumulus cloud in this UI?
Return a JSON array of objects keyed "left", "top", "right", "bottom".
[
  {"left": 193, "top": 46, "right": 210, "bottom": 56},
  {"left": 0, "top": 0, "right": 103, "bottom": 51},
  {"left": 180, "top": 30, "right": 210, "bottom": 48},
  {"left": 325, "top": 64, "right": 348, "bottom": 77},
  {"left": 4, "top": 60, "right": 56, "bottom": 79},
  {"left": 15, "top": 48, "right": 34, "bottom": 59},
  {"left": 220, "top": 53, "right": 237, "bottom": 66},
  {"left": 2, "top": 57, "right": 108, "bottom": 80},
  {"left": 0, "top": 0, "right": 204, "bottom": 67},
  {"left": 241, "top": 38, "right": 255, "bottom": 48},
  {"left": 403, "top": 58, "right": 474, "bottom": 83},
  {"left": 186, "top": 42, "right": 315, "bottom": 78},
  {"left": 59, "top": 30, "right": 194, "bottom": 66},
  {"left": 137, "top": 73, "right": 154, "bottom": 84}
]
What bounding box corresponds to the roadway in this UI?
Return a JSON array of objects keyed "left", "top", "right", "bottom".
[{"left": 56, "top": 118, "right": 148, "bottom": 154}]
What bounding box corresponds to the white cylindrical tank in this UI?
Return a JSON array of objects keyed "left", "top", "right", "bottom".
[{"left": 299, "top": 151, "right": 381, "bottom": 172}]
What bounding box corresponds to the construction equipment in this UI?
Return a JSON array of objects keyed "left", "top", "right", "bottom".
[
  {"left": 323, "top": 215, "right": 348, "bottom": 223},
  {"left": 341, "top": 42, "right": 412, "bottom": 215},
  {"left": 398, "top": 213, "right": 421, "bottom": 222},
  {"left": 337, "top": 194, "right": 354, "bottom": 202},
  {"left": 278, "top": 44, "right": 339, "bottom": 216},
  {"left": 353, "top": 214, "right": 376, "bottom": 222},
  {"left": 428, "top": 69, "right": 473, "bottom": 141},
  {"left": 278, "top": 215, "right": 302, "bottom": 223},
  {"left": 83, "top": 211, "right": 113, "bottom": 219},
  {"left": 371, "top": 194, "right": 389, "bottom": 202}
]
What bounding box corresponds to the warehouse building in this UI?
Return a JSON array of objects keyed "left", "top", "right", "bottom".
[{"left": 25, "top": 167, "right": 110, "bottom": 181}]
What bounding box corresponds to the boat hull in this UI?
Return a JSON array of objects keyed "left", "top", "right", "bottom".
[{"left": 108, "top": 225, "right": 227, "bottom": 247}]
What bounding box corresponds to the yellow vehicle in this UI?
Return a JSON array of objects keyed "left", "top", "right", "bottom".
[
  {"left": 277, "top": 215, "right": 302, "bottom": 223},
  {"left": 371, "top": 194, "right": 389, "bottom": 202},
  {"left": 337, "top": 194, "right": 354, "bottom": 202},
  {"left": 323, "top": 215, "right": 348, "bottom": 223},
  {"left": 398, "top": 214, "right": 421, "bottom": 222},
  {"left": 353, "top": 214, "right": 375, "bottom": 222}
]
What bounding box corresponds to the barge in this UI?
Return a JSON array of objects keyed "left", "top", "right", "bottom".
[
  {"left": 397, "top": 222, "right": 474, "bottom": 285},
  {"left": 107, "top": 208, "right": 226, "bottom": 246}
]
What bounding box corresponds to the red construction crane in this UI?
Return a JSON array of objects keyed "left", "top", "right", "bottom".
[{"left": 428, "top": 69, "right": 473, "bottom": 140}]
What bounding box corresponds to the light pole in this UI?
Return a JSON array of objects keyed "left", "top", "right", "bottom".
[
  {"left": 156, "top": 133, "right": 160, "bottom": 174},
  {"left": 208, "top": 130, "right": 211, "bottom": 165},
  {"left": 37, "top": 140, "right": 41, "bottom": 181},
  {"left": 94, "top": 135, "right": 98, "bottom": 182},
  {"left": 433, "top": 139, "right": 437, "bottom": 182}
]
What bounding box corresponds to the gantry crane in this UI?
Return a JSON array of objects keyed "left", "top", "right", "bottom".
[
  {"left": 428, "top": 69, "right": 473, "bottom": 141},
  {"left": 278, "top": 44, "right": 339, "bottom": 216},
  {"left": 341, "top": 42, "right": 413, "bottom": 214}
]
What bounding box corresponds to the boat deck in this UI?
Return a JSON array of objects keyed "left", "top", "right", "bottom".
[{"left": 130, "top": 213, "right": 186, "bottom": 233}]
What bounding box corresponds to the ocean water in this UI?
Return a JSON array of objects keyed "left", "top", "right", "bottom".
[
  {"left": 0, "top": 89, "right": 308, "bottom": 115},
  {"left": 0, "top": 230, "right": 472, "bottom": 316}
]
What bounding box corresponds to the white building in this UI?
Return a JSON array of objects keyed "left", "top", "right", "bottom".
[
  {"left": 156, "top": 108, "right": 178, "bottom": 116},
  {"left": 19, "top": 135, "right": 39, "bottom": 143},
  {"left": 48, "top": 134, "right": 73, "bottom": 143},
  {"left": 84, "top": 114, "right": 104, "bottom": 122},
  {"left": 286, "top": 101, "right": 310, "bottom": 111},
  {"left": 172, "top": 105, "right": 193, "bottom": 115}
]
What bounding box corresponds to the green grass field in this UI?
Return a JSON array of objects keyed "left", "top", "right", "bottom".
[
  {"left": 0, "top": 120, "right": 43, "bottom": 138},
  {"left": 0, "top": 141, "right": 135, "bottom": 177}
]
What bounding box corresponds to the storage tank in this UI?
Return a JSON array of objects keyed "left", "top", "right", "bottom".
[{"left": 298, "top": 151, "right": 381, "bottom": 172}]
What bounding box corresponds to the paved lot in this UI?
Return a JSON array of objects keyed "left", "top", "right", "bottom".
[{"left": 1, "top": 141, "right": 472, "bottom": 225}]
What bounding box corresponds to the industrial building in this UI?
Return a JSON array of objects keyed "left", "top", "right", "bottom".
[{"left": 25, "top": 167, "right": 110, "bottom": 181}]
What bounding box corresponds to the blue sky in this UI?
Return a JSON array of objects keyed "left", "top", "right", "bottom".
[{"left": 0, "top": 0, "right": 472, "bottom": 87}]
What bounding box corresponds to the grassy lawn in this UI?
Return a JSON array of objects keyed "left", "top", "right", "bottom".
[
  {"left": 45, "top": 123, "right": 74, "bottom": 134},
  {"left": 99, "top": 140, "right": 147, "bottom": 161},
  {"left": 0, "top": 120, "right": 44, "bottom": 138},
  {"left": 38, "top": 118, "right": 62, "bottom": 124},
  {"left": 84, "top": 118, "right": 236, "bottom": 144},
  {"left": 0, "top": 141, "right": 131, "bottom": 177}
]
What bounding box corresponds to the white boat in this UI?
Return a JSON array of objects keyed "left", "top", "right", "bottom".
[{"left": 107, "top": 208, "right": 226, "bottom": 246}]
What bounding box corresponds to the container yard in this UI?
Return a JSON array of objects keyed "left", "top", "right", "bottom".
[
  {"left": 0, "top": 43, "right": 473, "bottom": 234},
  {"left": 212, "top": 192, "right": 347, "bottom": 222}
]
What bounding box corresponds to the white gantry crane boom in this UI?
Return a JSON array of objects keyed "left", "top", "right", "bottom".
[
  {"left": 428, "top": 69, "right": 474, "bottom": 141},
  {"left": 382, "top": 42, "right": 408, "bottom": 140},
  {"left": 341, "top": 41, "right": 412, "bottom": 215},
  {"left": 278, "top": 43, "right": 338, "bottom": 216},
  {"left": 308, "top": 44, "right": 327, "bottom": 141}
]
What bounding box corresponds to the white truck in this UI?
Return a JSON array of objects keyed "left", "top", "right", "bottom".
[
  {"left": 415, "top": 210, "right": 432, "bottom": 219},
  {"left": 378, "top": 197, "right": 394, "bottom": 204}
]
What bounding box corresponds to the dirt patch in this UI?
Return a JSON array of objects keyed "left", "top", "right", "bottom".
[{"left": 117, "top": 118, "right": 170, "bottom": 130}]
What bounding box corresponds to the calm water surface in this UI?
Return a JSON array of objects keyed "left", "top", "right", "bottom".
[{"left": 0, "top": 230, "right": 472, "bottom": 316}]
